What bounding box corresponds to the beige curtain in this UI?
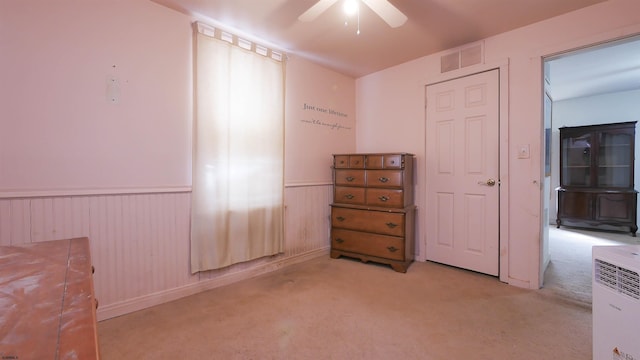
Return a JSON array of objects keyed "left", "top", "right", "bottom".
[{"left": 191, "top": 23, "right": 285, "bottom": 273}]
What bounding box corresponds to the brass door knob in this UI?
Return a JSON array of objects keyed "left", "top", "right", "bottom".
[{"left": 477, "top": 179, "right": 497, "bottom": 186}]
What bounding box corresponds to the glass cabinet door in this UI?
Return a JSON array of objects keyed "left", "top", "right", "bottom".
[
  {"left": 597, "top": 130, "right": 632, "bottom": 187},
  {"left": 561, "top": 132, "right": 592, "bottom": 186}
]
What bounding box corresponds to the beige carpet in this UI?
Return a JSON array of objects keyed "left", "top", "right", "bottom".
[
  {"left": 544, "top": 226, "right": 639, "bottom": 306},
  {"left": 99, "top": 252, "right": 593, "bottom": 359}
]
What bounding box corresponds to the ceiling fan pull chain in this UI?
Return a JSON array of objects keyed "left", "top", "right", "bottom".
[{"left": 357, "top": 5, "right": 361, "bottom": 35}]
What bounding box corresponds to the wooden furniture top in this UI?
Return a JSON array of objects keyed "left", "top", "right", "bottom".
[
  {"left": 0, "top": 237, "right": 99, "bottom": 359},
  {"left": 333, "top": 153, "right": 414, "bottom": 169}
]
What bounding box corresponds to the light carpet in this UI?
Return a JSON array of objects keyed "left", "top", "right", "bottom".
[
  {"left": 100, "top": 251, "right": 593, "bottom": 359},
  {"left": 544, "top": 226, "right": 639, "bottom": 305}
]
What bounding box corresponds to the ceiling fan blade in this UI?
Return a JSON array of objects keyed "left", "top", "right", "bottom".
[
  {"left": 361, "top": 0, "right": 408, "bottom": 28},
  {"left": 298, "top": 0, "right": 339, "bottom": 22}
]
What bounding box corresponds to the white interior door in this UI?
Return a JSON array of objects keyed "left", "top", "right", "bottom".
[{"left": 425, "top": 69, "right": 500, "bottom": 276}]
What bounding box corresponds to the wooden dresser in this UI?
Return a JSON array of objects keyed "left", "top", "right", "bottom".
[
  {"left": 330, "top": 153, "right": 416, "bottom": 272},
  {"left": 0, "top": 237, "right": 100, "bottom": 359}
]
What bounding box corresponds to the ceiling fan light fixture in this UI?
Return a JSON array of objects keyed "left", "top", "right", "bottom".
[
  {"left": 299, "top": 0, "right": 405, "bottom": 36},
  {"left": 343, "top": 0, "right": 359, "bottom": 16}
]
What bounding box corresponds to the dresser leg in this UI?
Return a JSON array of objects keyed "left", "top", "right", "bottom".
[{"left": 390, "top": 263, "right": 408, "bottom": 273}]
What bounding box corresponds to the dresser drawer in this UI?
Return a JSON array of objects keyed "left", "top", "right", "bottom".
[
  {"left": 334, "top": 155, "right": 350, "bottom": 168},
  {"left": 331, "top": 206, "right": 405, "bottom": 236},
  {"left": 334, "top": 186, "right": 366, "bottom": 205},
  {"left": 366, "top": 154, "right": 404, "bottom": 169},
  {"left": 335, "top": 169, "right": 366, "bottom": 186},
  {"left": 366, "top": 170, "right": 403, "bottom": 187},
  {"left": 366, "top": 188, "right": 405, "bottom": 208},
  {"left": 383, "top": 154, "right": 403, "bottom": 168},
  {"left": 331, "top": 228, "right": 405, "bottom": 261},
  {"left": 334, "top": 155, "right": 365, "bottom": 168}
]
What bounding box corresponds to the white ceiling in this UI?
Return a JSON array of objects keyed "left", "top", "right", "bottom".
[
  {"left": 151, "top": 0, "right": 607, "bottom": 78},
  {"left": 547, "top": 37, "right": 640, "bottom": 101},
  {"left": 151, "top": 0, "right": 640, "bottom": 100}
]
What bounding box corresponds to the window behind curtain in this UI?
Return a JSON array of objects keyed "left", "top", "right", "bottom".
[{"left": 190, "top": 23, "right": 285, "bottom": 273}]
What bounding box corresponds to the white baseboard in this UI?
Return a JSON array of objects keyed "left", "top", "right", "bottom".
[{"left": 97, "top": 247, "right": 330, "bottom": 321}]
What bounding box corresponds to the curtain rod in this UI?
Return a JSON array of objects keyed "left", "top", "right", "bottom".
[{"left": 194, "top": 21, "right": 287, "bottom": 62}]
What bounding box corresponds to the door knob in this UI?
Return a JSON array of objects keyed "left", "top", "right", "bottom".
[{"left": 478, "top": 179, "right": 496, "bottom": 186}]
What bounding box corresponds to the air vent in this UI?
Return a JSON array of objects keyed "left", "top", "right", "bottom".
[
  {"left": 460, "top": 44, "right": 483, "bottom": 67},
  {"left": 595, "top": 258, "right": 640, "bottom": 300},
  {"left": 440, "top": 52, "right": 460, "bottom": 73},
  {"left": 440, "top": 42, "right": 484, "bottom": 74}
]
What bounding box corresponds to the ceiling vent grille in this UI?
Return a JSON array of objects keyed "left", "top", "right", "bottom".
[
  {"left": 440, "top": 52, "right": 460, "bottom": 73},
  {"left": 440, "top": 42, "right": 484, "bottom": 73}
]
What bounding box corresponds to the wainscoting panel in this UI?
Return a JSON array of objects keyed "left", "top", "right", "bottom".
[
  {"left": 284, "top": 184, "right": 332, "bottom": 256},
  {"left": 1, "top": 193, "right": 196, "bottom": 308},
  {"left": 0, "top": 199, "right": 31, "bottom": 246},
  {"left": 30, "top": 196, "right": 92, "bottom": 242},
  {"left": 0, "top": 185, "right": 332, "bottom": 320},
  {"left": 85, "top": 193, "right": 197, "bottom": 306}
]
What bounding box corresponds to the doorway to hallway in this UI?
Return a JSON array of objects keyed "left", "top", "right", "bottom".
[{"left": 541, "top": 34, "right": 640, "bottom": 289}]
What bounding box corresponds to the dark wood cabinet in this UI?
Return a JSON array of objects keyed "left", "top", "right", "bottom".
[
  {"left": 331, "top": 153, "right": 415, "bottom": 272},
  {"left": 556, "top": 121, "right": 638, "bottom": 235}
]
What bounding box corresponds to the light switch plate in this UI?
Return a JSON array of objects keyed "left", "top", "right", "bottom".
[{"left": 107, "top": 77, "right": 120, "bottom": 104}]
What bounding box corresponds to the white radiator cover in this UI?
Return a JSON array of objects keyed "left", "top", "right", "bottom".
[{"left": 592, "top": 245, "right": 640, "bottom": 360}]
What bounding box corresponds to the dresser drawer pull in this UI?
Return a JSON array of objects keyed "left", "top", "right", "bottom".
[
  {"left": 387, "top": 246, "right": 399, "bottom": 253},
  {"left": 346, "top": 176, "right": 355, "bottom": 182},
  {"left": 336, "top": 216, "right": 346, "bottom": 221},
  {"left": 386, "top": 222, "right": 398, "bottom": 228},
  {"left": 378, "top": 177, "right": 389, "bottom": 183},
  {"left": 335, "top": 238, "right": 345, "bottom": 244},
  {"left": 378, "top": 195, "right": 390, "bottom": 202},
  {"left": 345, "top": 194, "right": 355, "bottom": 199}
]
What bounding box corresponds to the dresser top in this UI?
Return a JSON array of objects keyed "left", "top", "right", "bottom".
[
  {"left": 332, "top": 152, "right": 414, "bottom": 156},
  {"left": 0, "top": 237, "right": 99, "bottom": 359}
]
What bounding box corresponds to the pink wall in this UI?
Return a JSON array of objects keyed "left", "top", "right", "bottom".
[
  {"left": 0, "top": 0, "right": 192, "bottom": 192},
  {"left": 0, "top": 0, "right": 353, "bottom": 319},
  {"left": 285, "top": 55, "right": 356, "bottom": 185},
  {"left": 356, "top": 0, "right": 640, "bottom": 288},
  {"left": 0, "top": 0, "right": 356, "bottom": 193}
]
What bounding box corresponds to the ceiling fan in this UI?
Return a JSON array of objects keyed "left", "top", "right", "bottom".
[{"left": 298, "top": 0, "right": 408, "bottom": 28}]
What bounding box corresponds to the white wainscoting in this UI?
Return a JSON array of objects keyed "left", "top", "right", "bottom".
[{"left": 0, "top": 184, "right": 332, "bottom": 320}]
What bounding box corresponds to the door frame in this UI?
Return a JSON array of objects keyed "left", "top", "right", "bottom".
[
  {"left": 536, "top": 26, "right": 640, "bottom": 289},
  {"left": 423, "top": 59, "right": 510, "bottom": 284}
]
